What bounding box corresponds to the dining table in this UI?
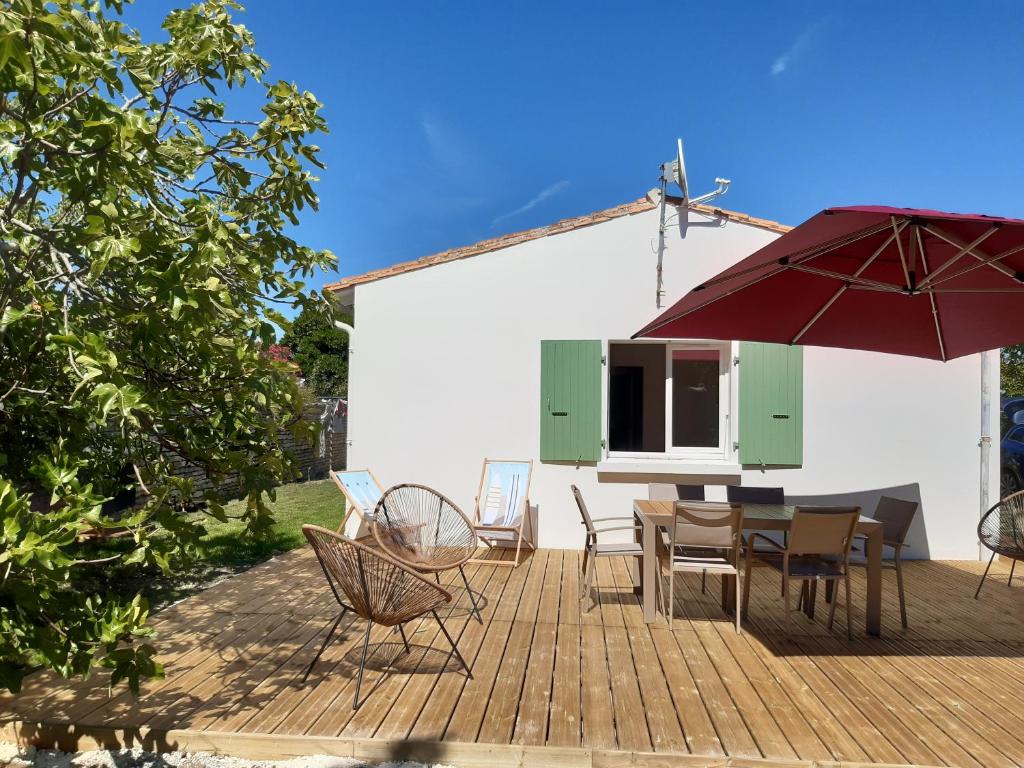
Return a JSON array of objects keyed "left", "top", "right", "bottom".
[{"left": 632, "top": 499, "right": 885, "bottom": 636}]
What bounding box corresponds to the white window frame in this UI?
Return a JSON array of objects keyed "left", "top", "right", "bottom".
[{"left": 605, "top": 339, "right": 734, "bottom": 463}]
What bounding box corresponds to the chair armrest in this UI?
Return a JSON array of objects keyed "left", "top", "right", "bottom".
[
  {"left": 594, "top": 525, "right": 644, "bottom": 535},
  {"left": 591, "top": 515, "right": 636, "bottom": 524}
]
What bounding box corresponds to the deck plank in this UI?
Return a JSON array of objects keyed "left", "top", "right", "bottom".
[{"left": 8, "top": 548, "right": 1024, "bottom": 768}]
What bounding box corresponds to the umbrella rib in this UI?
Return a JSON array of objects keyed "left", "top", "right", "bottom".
[
  {"left": 640, "top": 225, "right": 905, "bottom": 337},
  {"left": 923, "top": 224, "right": 1018, "bottom": 280},
  {"left": 788, "top": 264, "right": 904, "bottom": 292},
  {"left": 694, "top": 220, "right": 894, "bottom": 291},
  {"left": 893, "top": 218, "right": 911, "bottom": 289},
  {"left": 923, "top": 241, "right": 1024, "bottom": 290},
  {"left": 791, "top": 223, "right": 906, "bottom": 344},
  {"left": 916, "top": 225, "right": 999, "bottom": 288},
  {"left": 916, "top": 229, "right": 947, "bottom": 362}
]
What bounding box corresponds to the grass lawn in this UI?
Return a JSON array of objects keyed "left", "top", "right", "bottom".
[
  {"left": 197, "top": 478, "right": 342, "bottom": 569},
  {"left": 75, "top": 479, "right": 344, "bottom": 610}
]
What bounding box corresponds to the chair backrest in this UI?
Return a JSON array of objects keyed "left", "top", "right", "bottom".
[
  {"left": 978, "top": 491, "right": 1024, "bottom": 556},
  {"left": 787, "top": 506, "right": 860, "bottom": 557},
  {"left": 373, "top": 484, "right": 478, "bottom": 571},
  {"left": 302, "top": 525, "right": 450, "bottom": 626},
  {"left": 648, "top": 483, "right": 705, "bottom": 501},
  {"left": 672, "top": 502, "right": 743, "bottom": 555},
  {"left": 726, "top": 485, "right": 785, "bottom": 505},
  {"left": 332, "top": 470, "right": 385, "bottom": 538},
  {"left": 475, "top": 459, "right": 532, "bottom": 527},
  {"left": 571, "top": 484, "right": 594, "bottom": 532},
  {"left": 871, "top": 496, "right": 918, "bottom": 545}
]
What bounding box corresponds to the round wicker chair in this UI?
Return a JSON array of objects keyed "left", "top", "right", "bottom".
[
  {"left": 975, "top": 490, "right": 1024, "bottom": 598},
  {"left": 372, "top": 483, "right": 482, "bottom": 621},
  {"left": 301, "top": 525, "right": 472, "bottom": 709}
]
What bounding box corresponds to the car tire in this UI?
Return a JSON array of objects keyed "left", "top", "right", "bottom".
[{"left": 1002, "top": 466, "right": 1022, "bottom": 498}]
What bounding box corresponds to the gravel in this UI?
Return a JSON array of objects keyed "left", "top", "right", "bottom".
[{"left": 0, "top": 744, "right": 454, "bottom": 768}]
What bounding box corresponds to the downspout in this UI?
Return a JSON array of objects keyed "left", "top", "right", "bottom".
[
  {"left": 334, "top": 319, "right": 354, "bottom": 461},
  {"left": 980, "top": 349, "right": 994, "bottom": 559}
]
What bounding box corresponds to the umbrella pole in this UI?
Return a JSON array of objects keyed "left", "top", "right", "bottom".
[{"left": 980, "top": 350, "right": 995, "bottom": 560}]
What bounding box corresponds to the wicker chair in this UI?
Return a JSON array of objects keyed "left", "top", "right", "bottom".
[
  {"left": 975, "top": 490, "right": 1024, "bottom": 598},
  {"left": 302, "top": 525, "right": 472, "bottom": 710},
  {"left": 371, "top": 484, "right": 482, "bottom": 622}
]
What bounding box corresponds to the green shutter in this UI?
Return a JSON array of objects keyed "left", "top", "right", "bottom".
[
  {"left": 738, "top": 342, "right": 803, "bottom": 466},
  {"left": 540, "top": 340, "right": 602, "bottom": 462}
]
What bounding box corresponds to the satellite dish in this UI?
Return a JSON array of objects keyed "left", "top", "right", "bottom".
[{"left": 675, "top": 138, "right": 688, "bottom": 206}]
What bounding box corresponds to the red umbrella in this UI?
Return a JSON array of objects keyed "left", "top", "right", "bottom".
[{"left": 633, "top": 206, "right": 1024, "bottom": 361}]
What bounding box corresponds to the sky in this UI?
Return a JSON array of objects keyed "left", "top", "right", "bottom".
[{"left": 129, "top": 1, "right": 1024, "bottom": 308}]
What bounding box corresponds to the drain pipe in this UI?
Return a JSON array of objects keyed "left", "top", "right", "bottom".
[
  {"left": 333, "top": 319, "right": 354, "bottom": 341},
  {"left": 979, "top": 349, "right": 994, "bottom": 559}
]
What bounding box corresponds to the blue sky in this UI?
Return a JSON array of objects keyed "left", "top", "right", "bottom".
[{"left": 131, "top": 1, "right": 1024, "bottom": 304}]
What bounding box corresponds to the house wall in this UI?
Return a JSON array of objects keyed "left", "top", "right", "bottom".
[{"left": 344, "top": 205, "right": 998, "bottom": 559}]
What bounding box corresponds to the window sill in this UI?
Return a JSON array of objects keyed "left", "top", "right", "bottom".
[{"left": 596, "top": 458, "right": 742, "bottom": 478}]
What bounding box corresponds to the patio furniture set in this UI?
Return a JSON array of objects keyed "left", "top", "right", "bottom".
[
  {"left": 574, "top": 482, "right": 920, "bottom": 639},
  {"left": 301, "top": 459, "right": 534, "bottom": 709}
]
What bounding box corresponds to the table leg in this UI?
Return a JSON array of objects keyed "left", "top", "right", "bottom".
[
  {"left": 631, "top": 517, "right": 642, "bottom": 590},
  {"left": 864, "top": 526, "right": 883, "bottom": 636},
  {"left": 636, "top": 513, "right": 658, "bottom": 623}
]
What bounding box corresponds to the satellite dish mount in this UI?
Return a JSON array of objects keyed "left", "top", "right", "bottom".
[{"left": 653, "top": 138, "right": 732, "bottom": 306}]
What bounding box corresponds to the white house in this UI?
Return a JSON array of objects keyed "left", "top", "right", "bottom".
[{"left": 327, "top": 196, "right": 998, "bottom": 560}]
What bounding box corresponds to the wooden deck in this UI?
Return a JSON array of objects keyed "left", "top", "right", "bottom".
[{"left": 3, "top": 547, "right": 1024, "bottom": 768}]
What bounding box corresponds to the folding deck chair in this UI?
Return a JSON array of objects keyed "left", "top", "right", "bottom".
[
  {"left": 331, "top": 469, "right": 385, "bottom": 540},
  {"left": 469, "top": 459, "right": 535, "bottom": 567}
]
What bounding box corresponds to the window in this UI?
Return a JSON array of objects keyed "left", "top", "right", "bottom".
[{"left": 608, "top": 341, "right": 731, "bottom": 459}]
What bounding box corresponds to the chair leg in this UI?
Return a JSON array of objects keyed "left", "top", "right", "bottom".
[
  {"left": 433, "top": 610, "right": 473, "bottom": 678},
  {"left": 434, "top": 572, "right": 441, "bottom": 585},
  {"left": 397, "top": 623, "right": 411, "bottom": 654},
  {"left": 783, "top": 574, "right": 792, "bottom": 636},
  {"left": 826, "top": 579, "right": 839, "bottom": 632},
  {"left": 459, "top": 565, "right": 483, "bottom": 624},
  {"left": 352, "top": 620, "right": 373, "bottom": 710},
  {"left": 302, "top": 608, "right": 346, "bottom": 684},
  {"left": 701, "top": 569, "right": 707, "bottom": 594},
  {"left": 1009, "top": 559, "right": 1018, "bottom": 586},
  {"left": 667, "top": 568, "right": 675, "bottom": 629},
  {"left": 894, "top": 549, "right": 908, "bottom": 629},
  {"left": 975, "top": 550, "right": 996, "bottom": 599},
  {"left": 734, "top": 573, "right": 742, "bottom": 634},
  {"left": 807, "top": 580, "right": 818, "bottom": 619},
  {"left": 742, "top": 561, "right": 753, "bottom": 620},
  {"left": 844, "top": 574, "right": 853, "bottom": 640},
  {"left": 580, "top": 549, "right": 590, "bottom": 595},
  {"left": 582, "top": 551, "right": 597, "bottom": 610}
]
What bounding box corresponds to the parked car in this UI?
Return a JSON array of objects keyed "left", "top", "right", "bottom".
[{"left": 1001, "top": 397, "right": 1024, "bottom": 496}]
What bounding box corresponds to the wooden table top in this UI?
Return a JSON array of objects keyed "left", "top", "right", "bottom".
[{"left": 633, "top": 499, "right": 882, "bottom": 531}]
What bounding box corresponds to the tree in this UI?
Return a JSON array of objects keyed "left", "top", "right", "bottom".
[
  {"left": 0, "top": 0, "right": 333, "bottom": 693},
  {"left": 1002, "top": 346, "right": 1024, "bottom": 399},
  {"left": 280, "top": 303, "right": 350, "bottom": 397}
]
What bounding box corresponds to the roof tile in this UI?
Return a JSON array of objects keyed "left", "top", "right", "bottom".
[{"left": 324, "top": 197, "right": 790, "bottom": 292}]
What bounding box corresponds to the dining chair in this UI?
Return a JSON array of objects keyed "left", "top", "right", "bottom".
[
  {"left": 572, "top": 484, "right": 648, "bottom": 610},
  {"left": 726, "top": 485, "right": 785, "bottom": 504},
  {"left": 661, "top": 502, "right": 744, "bottom": 632},
  {"left": 301, "top": 525, "right": 473, "bottom": 709},
  {"left": 813, "top": 496, "right": 918, "bottom": 628},
  {"left": 742, "top": 506, "right": 860, "bottom": 638},
  {"left": 864, "top": 496, "right": 917, "bottom": 628},
  {"left": 650, "top": 484, "right": 709, "bottom": 591},
  {"left": 371, "top": 483, "right": 483, "bottom": 622}
]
